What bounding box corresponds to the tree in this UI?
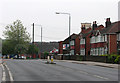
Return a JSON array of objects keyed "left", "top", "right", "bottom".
[
  {"left": 2, "top": 20, "right": 31, "bottom": 55},
  {"left": 27, "top": 44, "right": 39, "bottom": 55}
]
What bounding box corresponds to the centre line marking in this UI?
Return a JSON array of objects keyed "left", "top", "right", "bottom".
[{"left": 93, "top": 75, "right": 109, "bottom": 80}]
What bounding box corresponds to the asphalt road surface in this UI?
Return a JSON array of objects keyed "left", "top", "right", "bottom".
[{"left": 3, "top": 59, "right": 118, "bottom": 81}]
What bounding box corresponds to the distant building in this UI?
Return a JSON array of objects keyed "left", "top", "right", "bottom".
[{"left": 34, "top": 42, "right": 59, "bottom": 53}]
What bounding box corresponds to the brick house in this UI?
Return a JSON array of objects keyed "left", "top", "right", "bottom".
[
  {"left": 116, "top": 21, "right": 120, "bottom": 55},
  {"left": 79, "top": 23, "right": 92, "bottom": 56},
  {"left": 58, "top": 33, "right": 79, "bottom": 55},
  {"left": 59, "top": 18, "right": 120, "bottom": 56},
  {"left": 90, "top": 18, "right": 120, "bottom": 55}
]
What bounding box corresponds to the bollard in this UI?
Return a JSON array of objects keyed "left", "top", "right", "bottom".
[
  {"left": 51, "top": 56, "right": 53, "bottom": 63},
  {"left": 47, "top": 56, "right": 50, "bottom": 63}
]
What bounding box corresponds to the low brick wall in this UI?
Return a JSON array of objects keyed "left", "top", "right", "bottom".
[
  {"left": 40, "top": 55, "right": 119, "bottom": 64},
  {"left": 53, "top": 55, "right": 108, "bottom": 63},
  {"left": 86, "top": 56, "right": 107, "bottom": 63}
]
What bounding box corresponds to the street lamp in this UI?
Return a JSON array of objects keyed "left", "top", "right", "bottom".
[{"left": 55, "top": 12, "right": 71, "bottom": 56}]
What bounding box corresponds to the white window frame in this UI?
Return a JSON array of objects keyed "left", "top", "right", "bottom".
[
  {"left": 80, "top": 49, "right": 85, "bottom": 55},
  {"left": 105, "top": 35, "right": 107, "bottom": 42},
  {"left": 104, "top": 46, "right": 107, "bottom": 54},
  {"left": 80, "top": 38, "right": 85, "bottom": 44},
  {"left": 96, "top": 48, "right": 98, "bottom": 55},
  {"left": 101, "top": 36, "right": 104, "bottom": 42},
  {"left": 117, "top": 33, "right": 120, "bottom": 41},
  {"left": 70, "top": 40, "right": 75, "bottom": 46},
  {"left": 70, "top": 50, "right": 74, "bottom": 55},
  {"left": 91, "top": 36, "right": 95, "bottom": 43}
]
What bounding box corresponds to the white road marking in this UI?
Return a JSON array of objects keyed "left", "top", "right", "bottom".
[
  {"left": 1, "top": 64, "right": 5, "bottom": 71},
  {"left": 4, "top": 64, "right": 14, "bottom": 81},
  {"left": 78, "top": 71, "right": 89, "bottom": 74},
  {"left": 1, "top": 64, "right": 6, "bottom": 81},
  {"left": 93, "top": 75, "right": 109, "bottom": 80},
  {"left": 2, "top": 71, "right": 6, "bottom": 81}
]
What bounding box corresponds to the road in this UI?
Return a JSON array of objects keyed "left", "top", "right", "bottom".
[{"left": 2, "top": 59, "right": 118, "bottom": 81}]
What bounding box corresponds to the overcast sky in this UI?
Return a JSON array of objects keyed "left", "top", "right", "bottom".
[{"left": 0, "top": 0, "right": 119, "bottom": 42}]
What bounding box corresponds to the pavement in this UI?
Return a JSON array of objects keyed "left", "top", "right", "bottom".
[
  {"left": 2, "top": 59, "right": 118, "bottom": 81},
  {"left": 54, "top": 59, "right": 118, "bottom": 69},
  {"left": 0, "top": 59, "right": 2, "bottom": 83}
]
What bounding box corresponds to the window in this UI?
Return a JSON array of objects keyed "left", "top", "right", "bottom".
[
  {"left": 80, "top": 38, "right": 85, "bottom": 44},
  {"left": 104, "top": 47, "right": 107, "bottom": 54},
  {"left": 90, "top": 48, "right": 93, "bottom": 55},
  {"left": 96, "top": 35, "right": 101, "bottom": 42},
  {"left": 90, "top": 36, "right": 95, "bottom": 43},
  {"left": 102, "top": 48, "right": 104, "bottom": 55},
  {"left": 63, "top": 44, "right": 69, "bottom": 50},
  {"left": 70, "top": 50, "right": 74, "bottom": 55},
  {"left": 101, "top": 36, "right": 104, "bottom": 42},
  {"left": 96, "top": 35, "right": 104, "bottom": 43},
  {"left": 117, "top": 33, "right": 120, "bottom": 41},
  {"left": 70, "top": 40, "right": 75, "bottom": 46},
  {"left": 98, "top": 47, "right": 104, "bottom": 55},
  {"left": 98, "top": 48, "right": 102, "bottom": 55},
  {"left": 80, "top": 49, "right": 85, "bottom": 55},
  {"left": 105, "top": 35, "right": 107, "bottom": 41},
  {"left": 93, "top": 48, "right": 95, "bottom": 55},
  {"left": 96, "top": 48, "right": 98, "bottom": 55},
  {"left": 63, "top": 44, "right": 66, "bottom": 50}
]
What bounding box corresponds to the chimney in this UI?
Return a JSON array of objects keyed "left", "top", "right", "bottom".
[
  {"left": 92, "top": 21, "right": 97, "bottom": 30},
  {"left": 81, "top": 25, "right": 85, "bottom": 32},
  {"left": 105, "top": 18, "right": 111, "bottom": 28}
]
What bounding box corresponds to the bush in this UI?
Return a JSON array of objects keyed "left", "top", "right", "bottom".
[
  {"left": 100, "top": 54, "right": 108, "bottom": 56},
  {"left": 114, "top": 56, "right": 120, "bottom": 64},
  {"left": 107, "top": 54, "right": 119, "bottom": 64},
  {"left": 79, "top": 56, "right": 83, "bottom": 61}
]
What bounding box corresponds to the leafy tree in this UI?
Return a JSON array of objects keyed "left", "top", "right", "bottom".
[
  {"left": 44, "top": 51, "right": 49, "bottom": 56},
  {"left": 2, "top": 20, "right": 31, "bottom": 54},
  {"left": 27, "top": 44, "right": 39, "bottom": 55}
]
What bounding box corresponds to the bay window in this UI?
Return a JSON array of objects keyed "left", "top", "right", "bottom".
[
  {"left": 70, "top": 50, "right": 74, "bottom": 55},
  {"left": 91, "top": 36, "right": 95, "bottom": 43},
  {"left": 80, "top": 38, "right": 85, "bottom": 44},
  {"left": 80, "top": 49, "right": 85, "bottom": 55},
  {"left": 105, "top": 35, "right": 107, "bottom": 41}
]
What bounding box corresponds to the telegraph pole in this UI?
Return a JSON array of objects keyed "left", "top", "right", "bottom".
[
  {"left": 32, "top": 23, "right": 34, "bottom": 44},
  {"left": 41, "top": 26, "right": 42, "bottom": 53}
]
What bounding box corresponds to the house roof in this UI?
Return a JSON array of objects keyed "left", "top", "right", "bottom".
[
  {"left": 79, "top": 29, "right": 92, "bottom": 38},
  {"left": 90, "top": 21, "right": 120, "bottom": 37},
  {"left": 62, "top": 33, "right": 78, "bottom": 44}
]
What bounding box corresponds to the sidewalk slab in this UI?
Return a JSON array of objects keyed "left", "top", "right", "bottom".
[
  {"left": 0, "top": 59, "right": 2, "bottom": 83},
  {"left": 54, "top": 60, "right": 118, "bottom": 69}
]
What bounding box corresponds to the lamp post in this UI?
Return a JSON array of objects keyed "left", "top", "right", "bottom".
[{"left": 56, "top": 12, "right": 71, "bottom": 56}]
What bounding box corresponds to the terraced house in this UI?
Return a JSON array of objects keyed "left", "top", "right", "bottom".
[
  {"left": 90, "top": 18, "right": 120, "bottom": 56},
  {"left": 79, "top": 23, "right": 92, "bottom": 56},
  {"left": 58, "top": 18, "right": 120, "bottom": 56}
]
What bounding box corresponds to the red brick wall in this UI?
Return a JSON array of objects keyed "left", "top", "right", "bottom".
[
  {"left": 109, "top": 34, "right": 117, "bottom": 54},
  {"left": 91, "top": 43, "right": 105, "bottom": 48},
  {"left": 75, "top": 36, "right": 80, "bottom": 55},
  {"left": 86, "top": 34, "right": 91, "bottom": 56},
  {"left": 59, "top": 41, "right": 63, "bottom": 54}
]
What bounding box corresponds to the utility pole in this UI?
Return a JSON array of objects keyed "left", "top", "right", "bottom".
[
  {"left": 32, "top": 23, "right": 34, "bottom": 44},
  {"left": 41, "top": 26, "right": 42, "bottom": 53},
  {"left": 32, "top": 24, "right": 43, "bottom": 56}
]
